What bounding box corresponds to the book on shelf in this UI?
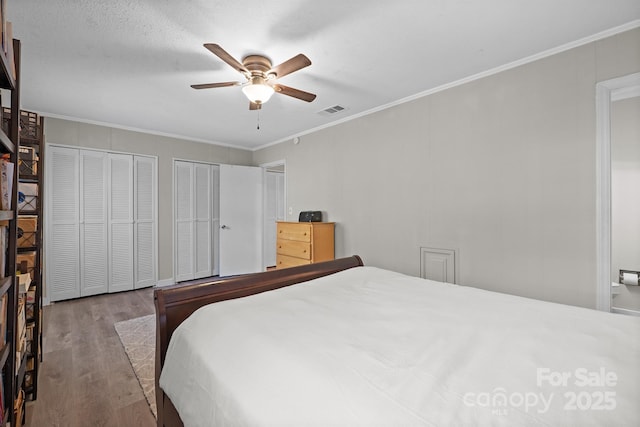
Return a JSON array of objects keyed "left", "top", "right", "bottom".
[
  {"left": 0, "top": 0, "right": 5, "bottom": 55},
  {"left": 0, "top": 292, "right": 6, "bottom": 346},
  {"left": 17, "top": 216, "right": 37, "bottom": 248},
  {"left": 0, "top": 370, "right": 4, "bottom": 424},
  {"left": 18, "top": 146, "right": 37, "bottom": 176},
  {"left": 4, "top": 20, "right": 14, "bottom": 80},
  {"left": 0, "top": 3, "right": 17, "bottom": 83},
  {"left": 16, "top": 251, "right": 35, "bottom": 277},
  {"left": 15, "top": 296, "right": 25, "bottom": 375},
  {"left": 16, "top": 272, "right": 30, "bottom": 294},
  {"left": 26, "top": 289, "right": 34, "bottom": 305},
  {"left": 0, "top": 222, "right": 5, "bottom": 277},
  {"left": 0, "top": 156, "right": 14, "bottom": 211}
]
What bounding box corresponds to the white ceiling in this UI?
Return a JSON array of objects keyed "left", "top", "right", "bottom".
[{"left": 7, "top": 1, "right": 640, "bottom": 150}]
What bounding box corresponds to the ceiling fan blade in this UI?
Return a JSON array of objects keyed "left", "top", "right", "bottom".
[
  {"left": 249, "top": 102, "right": 261, "bottom": 110},
  {"left": 191, "top": 81, "right": 240, "bottom": 89},
  {"left": 268, "top": 54, "right": 311, "bottom": 79},
  {"left": 273, "top": 84, "right": 317, "bottom": 102},
  {"left": 204, "top": 43, "right": 249, "bottom": 75}
]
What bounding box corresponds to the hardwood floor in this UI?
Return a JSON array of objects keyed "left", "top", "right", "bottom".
[{"left": 24, "top": 288, "right": 156, "bottom": 427}]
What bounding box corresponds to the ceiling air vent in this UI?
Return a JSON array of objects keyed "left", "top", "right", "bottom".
[{"left": 318, "top": 105, "right": 348, "bottom": 116}]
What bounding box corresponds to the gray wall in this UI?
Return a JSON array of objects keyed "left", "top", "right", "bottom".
[
  {"left": 253, "top": 28, "right": 640, "bottom": 309},
  {"left": 611, "top": 96, "right": 640, "bottom": 311},
  {"left": 44, "top": 118, "right": 252, "bottom": 282}
]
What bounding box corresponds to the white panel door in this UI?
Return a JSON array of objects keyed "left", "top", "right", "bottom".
[
  {"left": 47, "top": 146, "right": 80, "bottom": 301},
  {"left": 174, "top": 161, "right": 194, "bottom": 281},
  {"left": 194, "top": 163, "right": 212, "bottom": 279},
  {"left": 79, "top": 150, "right": 108, "bottom": 297},
  {"left": 134, "top": 156, "right": 156, "bottom": 289},
  {"left": 219, "top": 164, "right": 263, "bottom": 276},
  {"left": 108, "top": 153, "right": 134, "bottom": 292}
]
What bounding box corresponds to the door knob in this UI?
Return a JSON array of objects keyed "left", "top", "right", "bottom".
[{"left": 221, "top": 225, "right": 229, "bottom": 229}]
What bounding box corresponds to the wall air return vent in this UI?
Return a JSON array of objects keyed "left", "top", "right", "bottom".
[{"left": 318, "top": 105, "right": 348, "bottom": 116}]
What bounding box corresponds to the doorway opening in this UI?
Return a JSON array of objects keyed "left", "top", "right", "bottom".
[
  {"left": 261, "top": 160, "right": 286, "bottom": 270},
  {"left": 596, "top": 72, "right": 640, "bottom": 314}
]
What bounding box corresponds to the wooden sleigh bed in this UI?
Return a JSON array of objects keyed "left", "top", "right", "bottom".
[
  {"left": 154, "top": 255, "right": 639, "bottom": 427},
  {"left": 154, "top": 256, "right": 364, "bottom": 427}
]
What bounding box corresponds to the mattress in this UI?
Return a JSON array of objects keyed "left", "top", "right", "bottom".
[{"left": 160, "top": 266, "right": 640, "bottom": 426}]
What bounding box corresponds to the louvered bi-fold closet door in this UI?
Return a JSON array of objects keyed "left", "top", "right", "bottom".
[
  {"left": 47, "top": 146, "right": 80, "bottom": 301},
  {"left": 134, "top": 156, "right": 156, "bottom": 289},
  {"left": 211, "top": 165, "right": 220, "bottom": 276},
  {"left": 79, "top": 150, "right": 108, "bottom": 297},
  {"left": 194, "top": 163, "right": 212, "bottom": 279},
  {"left": 108, "top": 153, "right": 134, "bottom": 292},
  {"left": 174, "top": 161, "right": 194, "bottom": 281}
]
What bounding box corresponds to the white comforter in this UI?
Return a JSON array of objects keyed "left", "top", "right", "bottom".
[{"left": 160, "top": 266, "right": 640, "bottom": 426}]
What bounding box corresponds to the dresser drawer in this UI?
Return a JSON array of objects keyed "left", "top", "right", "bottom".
[
  {"left": 277, "top": 239, "right": 312, "bottom": 260},
  {"left": 276, "top": 254, "right": 311, "bottom": 269},
  {"left": 277, "top": 222, "right": 312, "bottom": 242}
]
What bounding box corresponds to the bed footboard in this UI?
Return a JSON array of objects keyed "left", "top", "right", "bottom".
[{"left": 154, "top": 255, "right": 364, "bottom": 427}]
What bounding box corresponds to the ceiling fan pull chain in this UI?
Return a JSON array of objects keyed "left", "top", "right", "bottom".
[{"left": 257, "top": 108, "right": 261, "bottom": 130}]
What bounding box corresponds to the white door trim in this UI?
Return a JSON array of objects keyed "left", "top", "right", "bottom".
[
  {"left": 260, "top": 159, "right": 286, "bottom": 270},
  {"left": 595, "top": 72, "right": 640, "bottom": 312}
]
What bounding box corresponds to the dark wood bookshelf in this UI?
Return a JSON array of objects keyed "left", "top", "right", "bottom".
[
  {"left": 0, "top": 47, "right": 15, "bottom": 91},
  {"left": 15, "top": 352, "right": 26, "bottom": 396},
  {"left": 0, "top": 277, "right": 11, "bottom": 297},
  {"left": 0, "top": 129, "right": 13, "bottom": 154},
  {"left": 12, "top": 109, "right": 45, "bottom": 404},
  {"left": 0, "top": 342, "right": 9, "bottom": 369},
  {"left": 0, "top": 37, "right": 22, "bottom": 427},
  {"left": 16, "top": 175, "right": 36, "bottom": 183}
]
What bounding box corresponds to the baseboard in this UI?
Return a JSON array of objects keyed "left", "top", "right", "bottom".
[
  {"left": 611, "top": 307, "right": 640, "bottom": 317},
  {"left": 155, "top": 278, "right": 175, "bottom": 287}
]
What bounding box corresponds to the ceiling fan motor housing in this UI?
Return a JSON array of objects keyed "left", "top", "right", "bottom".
[{"left": 243, "top": 55, "right": 273, "bottom": 76}]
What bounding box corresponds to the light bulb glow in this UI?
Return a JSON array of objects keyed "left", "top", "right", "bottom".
[{"left": 242, "top": 79, "right": 275, "bottom": 104}]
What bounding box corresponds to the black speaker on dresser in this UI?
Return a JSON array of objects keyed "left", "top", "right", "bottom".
[{"left": 298, "top": 211, "right": 322, "bottom": 222}]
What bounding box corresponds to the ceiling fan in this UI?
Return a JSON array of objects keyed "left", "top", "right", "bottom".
[{"left": 191, "top": 44, "right": 317, "bottom": 110}]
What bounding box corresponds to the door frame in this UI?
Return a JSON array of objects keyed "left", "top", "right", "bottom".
[
  {"left": 260, "top": 159, "right": 286, "bottom": 270},
  {"left": 173, "top": 159, "right": 266, "bottom": 280},
  {"left": 595, "top": 72, "right": 640, "bottom": 312}
]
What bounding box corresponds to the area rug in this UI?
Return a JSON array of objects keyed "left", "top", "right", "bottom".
[{"left": 114, "top": 314, "right": 156, "bottom": 418}]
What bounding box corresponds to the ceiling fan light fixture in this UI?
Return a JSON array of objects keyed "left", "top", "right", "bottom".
[
  {"left": 192, "top": 45, "right": 315, "bottom": 109},
  {"left": 242, "top": 76, "right": 275, "bottom": 104}
]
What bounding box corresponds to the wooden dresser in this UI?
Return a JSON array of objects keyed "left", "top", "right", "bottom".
[{"left": 276, "top": 221, "right": 335, "bottom": 269}]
